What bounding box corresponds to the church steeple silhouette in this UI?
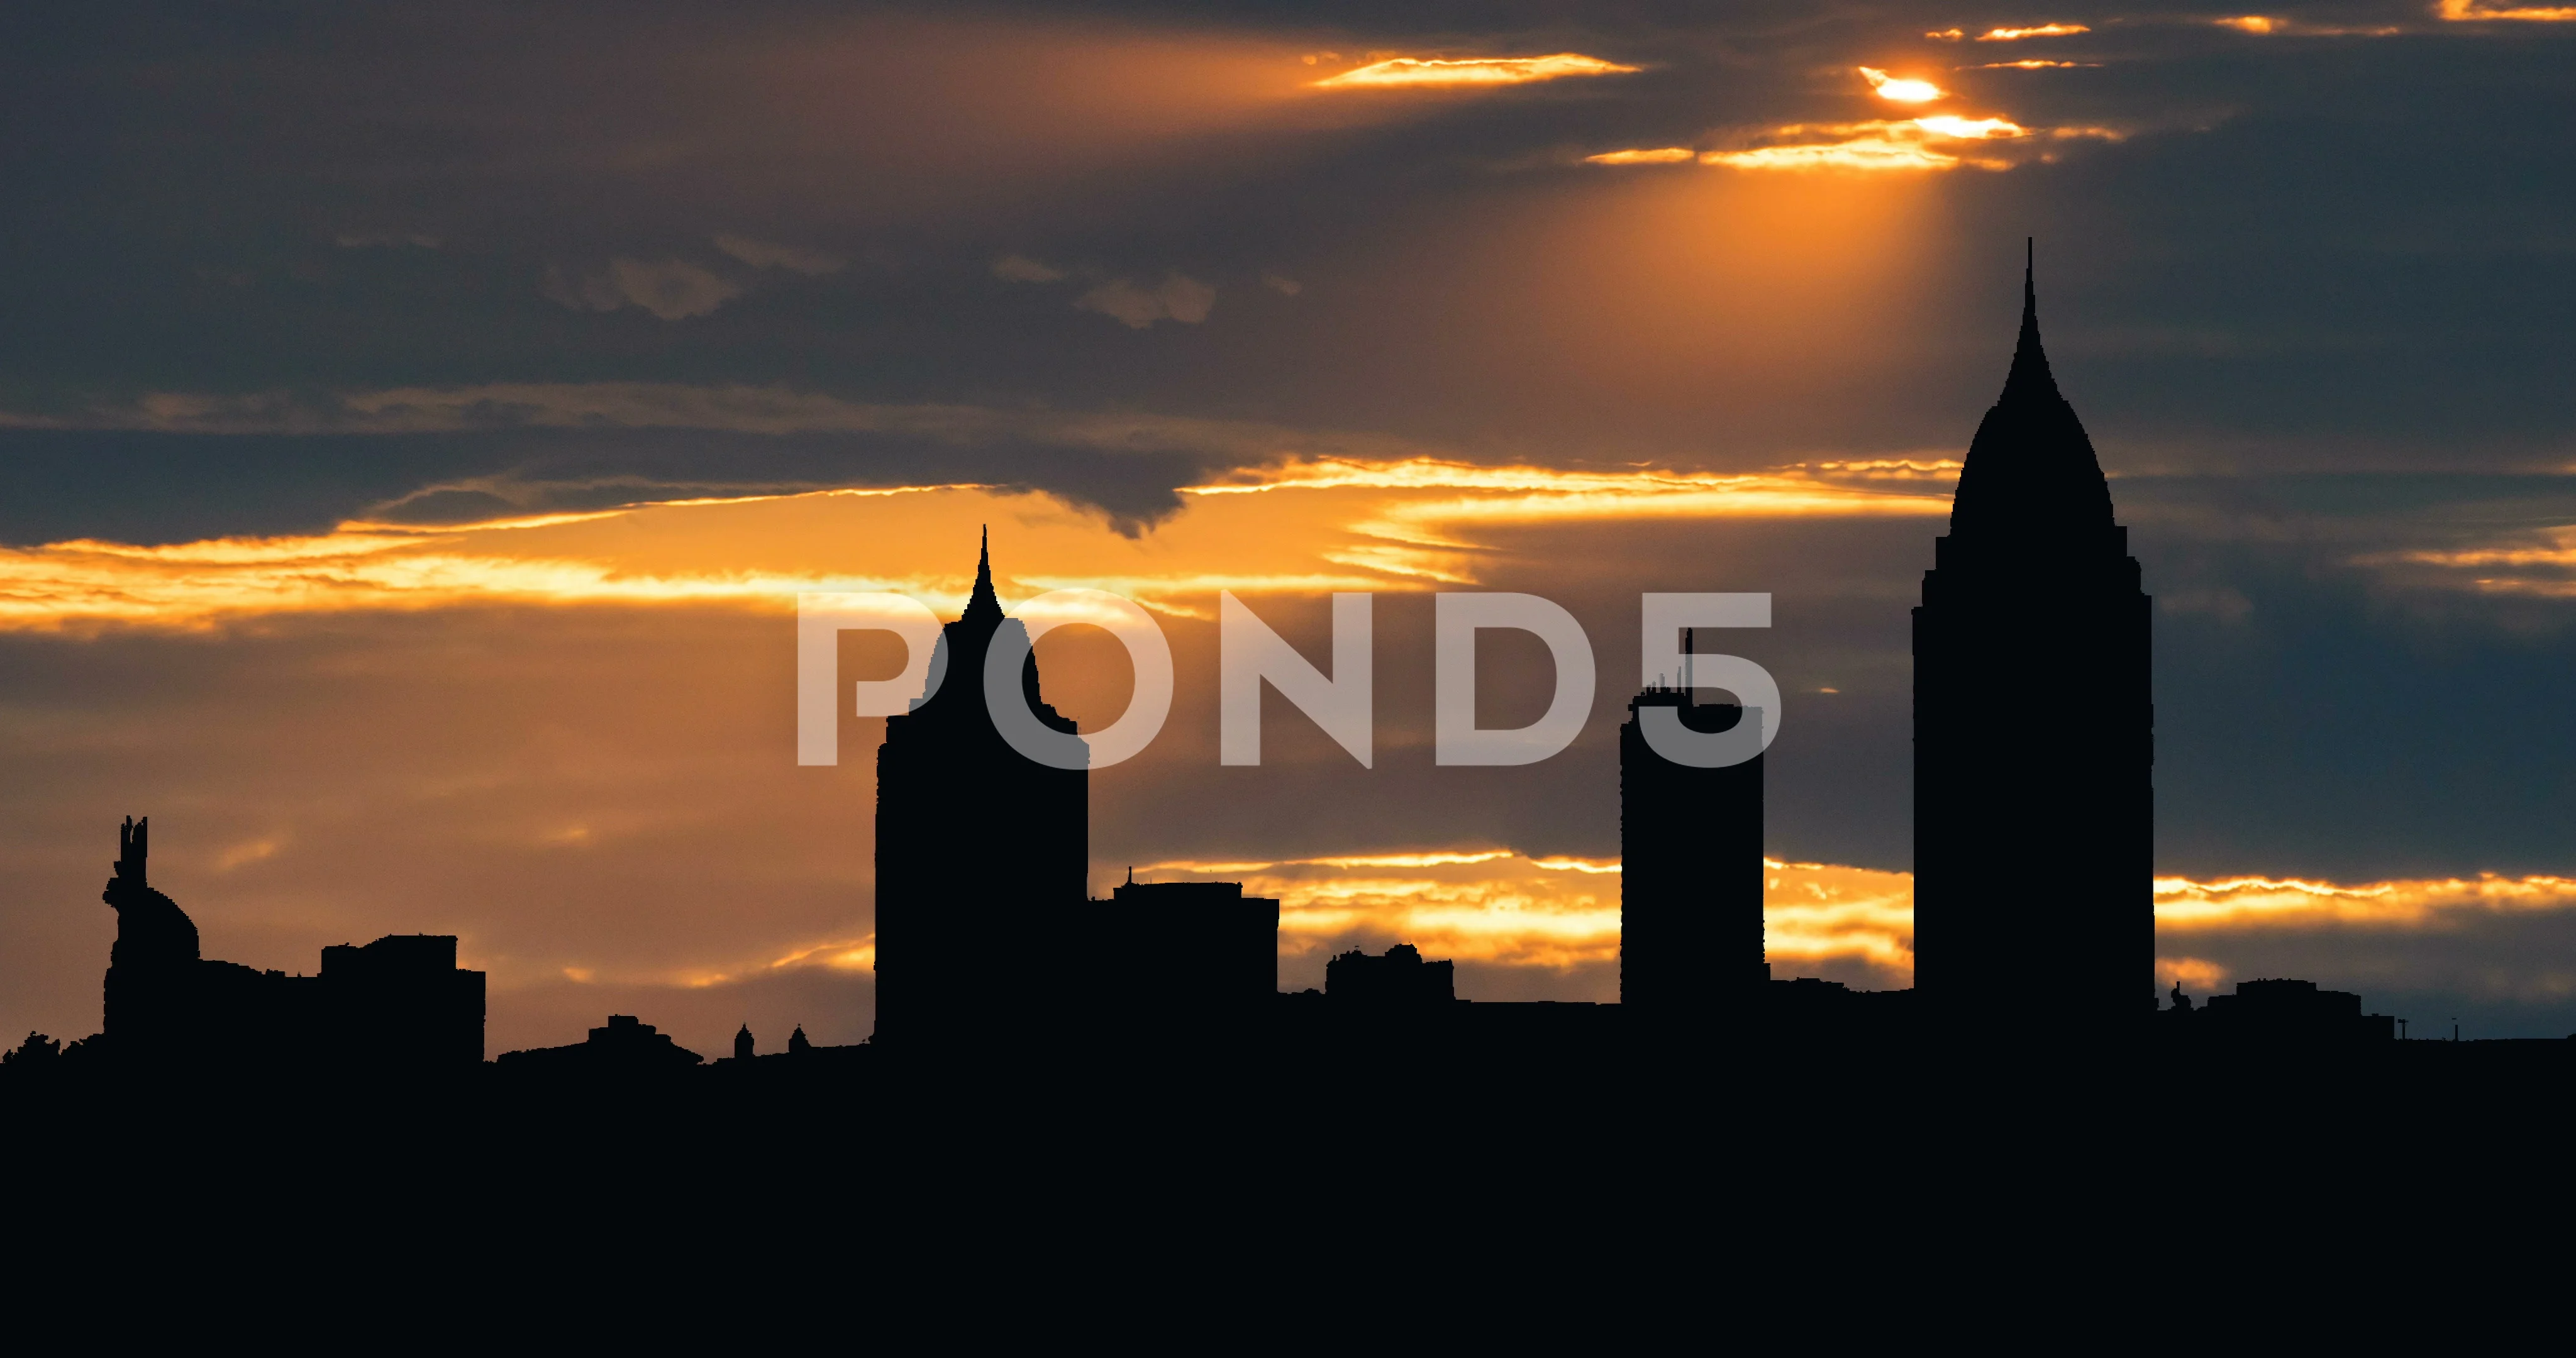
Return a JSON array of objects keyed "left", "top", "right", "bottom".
[{"left": 1914, "top": 243, "right": 2153, "bottom": 1050}]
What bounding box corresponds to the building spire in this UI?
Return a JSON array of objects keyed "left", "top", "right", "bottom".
[
  {"left": 2001, "top": 236, "right": 2058, "bottom": 402},
  {"left": 1945, "top": 238, "right": 2114, "bottom": 539},
  {"left": 963, "top": 525, "right": 1002, "bottom": 624},
  {"left": 116, "top": 815, "right": 148, "bottom": 883}
]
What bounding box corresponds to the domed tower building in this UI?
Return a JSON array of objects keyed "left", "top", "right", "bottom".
[
  {"left": 872, "top": 533, "right": 1089, "bottom": 1060},
  {"left": 1914, "top": 248, "right": 2153, "bottom": 1043}
]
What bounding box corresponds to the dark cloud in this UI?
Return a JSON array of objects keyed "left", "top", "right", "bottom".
[
  {"left": 0, "top": 426, "right": 1224, "bottom": 543},
  {"left": 4, "top": 1, "right": 2571, "bottom": 541}
]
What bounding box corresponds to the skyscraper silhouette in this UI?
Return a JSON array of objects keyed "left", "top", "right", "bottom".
[
  {"left": 1619, "top": 664, "right": 1764, "bottom": 1031},
  {"left": 873, "top": 533, "right": 1089, "bottom": 1057},
  {"left": 1914, "top": 246, "right": 2153, "bottom": 1042}
]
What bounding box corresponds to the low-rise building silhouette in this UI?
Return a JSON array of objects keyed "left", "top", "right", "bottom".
[
  {"left": 1092, "top": 876, "right": 1279, "bottom": 1056},
  {"left": 1326, "top": 944, "right": 1455, "bottom": 1007},
  {"left": 95, "top": 816, "right": 484, "bottom": 1069},
  {"left": 1108, "top": 876, "right": 1279, "bottom": 1009},
  {"left": 497, "top": 1014, "right": 703, "bottom": 1071},
  {"left": 316, "top": 934, "right": 486, "bottom": 1066},
  {"left": 2170, "top": 978, "right": 2396, "bottom": 1044}
]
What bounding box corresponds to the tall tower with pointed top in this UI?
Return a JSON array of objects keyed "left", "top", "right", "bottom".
[
  {"left": 873, "top": 533, "right": 1089, "bottom": 1057},
  {"left": 1914, "top": 247, "right": 2153, "bottom": 1039}
]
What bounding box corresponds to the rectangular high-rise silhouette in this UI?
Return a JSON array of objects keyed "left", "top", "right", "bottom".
[{"left": 1619, "top": 684, "right": 1765, "bottom": 1029}]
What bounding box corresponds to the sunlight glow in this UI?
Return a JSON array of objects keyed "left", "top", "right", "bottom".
[
  {"left": 1977, "top": 23, "right": 2090, "bottom": 40},
  {"left": 1967, "top": 59, "right": 2101, "bottom": 68},
  {"left": 2215, "top": 15, "right": 2280, "bottom": 31},
  {"left": 1858, "top": 67, "right": 1946, "bottom": 102},
  {"left": 1313, "top": 53, "right": 1640, "bottom": 89}
]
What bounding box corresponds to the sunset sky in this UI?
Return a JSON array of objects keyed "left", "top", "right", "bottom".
[{"left": 8, "top": 1, "right": 2576, "bottom": 1054}]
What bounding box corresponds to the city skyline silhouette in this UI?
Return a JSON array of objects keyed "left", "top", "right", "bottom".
[
  {"left": 13, "top": 9, "right": 2576, "bottom": 1250},
  {"left": 6, "top": 260, "right": 2519, "bottom": 1091}
]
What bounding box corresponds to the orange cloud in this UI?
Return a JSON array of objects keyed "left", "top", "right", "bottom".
[
  {"left": 1926, "top": 28, "right": 1967, "bottom": 40},
  {"left": 2156, "top": 956, "right": 2230, "bottom": 991},
  {"left": 2212, "top": 14, "right": 2406, "bottom": 34},
  {"left": 1312, "top": 53, "right": 1640, "bottom": 90},
  {"left": 1977, "top": 23, "right": 2091, "bottom": 40},
  {"left": 605, "top": 934, "right": 879, "bottom": 993},
  {"left": 2367, "top": 526, "right": 2576, "bottom": 599},
  {"left": 1805, "top": 457, "right": 1967, "bottom": 478},
  {"left": 0, "top": 455, "right": 1960, "bottom": 629},
  {"left": 1184, "top": 455, "right": 1951, "bottom": 505},
  {"left": 1700, "top": 130, "right": 1972, "bottom": 172},
  {"left": 1583, "top": 146, "right": 1696, "bottom": 165},
  {"left": 1858, "top": 67, "right": 1946, "bottom": 102},
  {"left": 1911, "top": 114, "right": 2028, "bottom": 138},
  {"left": 762, "top": 936, "right": 877, "bottom": 975},
  {"left": 1762, "top": 859, "right": 1916, "bottom": 978},
  {"left": 1136, "top": 854, "right": 2576, "bottom": 997},
  {"left": 0, "top": 513, "right": 977, "bottom": 630},
  {"left": 1696, "top": 116, "right": 2049, "bottom": 173},
  {"left": 1138, "top": 851, "right": 1912, "bottom": 984},
  {"left": 2155, "top": 873, "right": 2576, "bottom": 930},
  {"left": 1967, "top": 59, "right": 2102, "bottom": 68},
  {"left": 2438, "top": 0, "right": 2576, "bottom": 18}
]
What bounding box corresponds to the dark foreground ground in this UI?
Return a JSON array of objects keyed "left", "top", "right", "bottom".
[
  {"left": 5, "top": 1032, "right": 2567, "bottom": 1331},
  {"left": 10, "top": 1029, "right": 2570, "bottom": 1181}
]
